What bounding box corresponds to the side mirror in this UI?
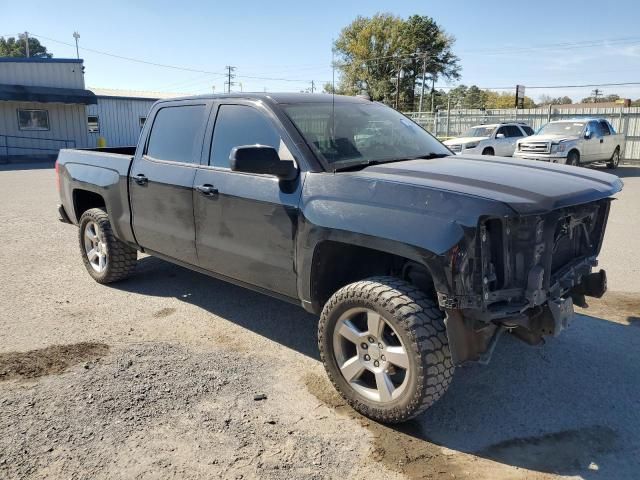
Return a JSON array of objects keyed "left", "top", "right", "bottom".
[
  {"left": 230, "top": 145, "right": 297, "bottom": 181},
  {"left": 584, "top": 131, "right": 592, "bottom": 140},
  {"left": 496, "top": 133, "right": 505, "bottom": 139}
]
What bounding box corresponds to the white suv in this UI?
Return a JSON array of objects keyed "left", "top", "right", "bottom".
[{"left": 443, "top": 122, "right": 534, "bottom": 157}]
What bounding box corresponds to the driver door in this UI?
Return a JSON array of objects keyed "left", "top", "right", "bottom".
[{"left": 192, "top": 101, "right": 303, "bottom": 298}]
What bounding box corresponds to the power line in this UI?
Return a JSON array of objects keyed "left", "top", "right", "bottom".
[
  {"left": 434, "top": 81, "right": 640, "bottom": 91},
  {"left": 30, "top": 33, "right": 328, "bottom": 85}
]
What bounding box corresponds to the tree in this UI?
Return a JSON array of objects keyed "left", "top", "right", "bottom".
[
  {"left": 538, "top": 95, "right": 572, "bottom": 106},
  {"left": 332, "top": 13, "right": 460, "bottom": 109},
  {"left": 0, "top": 35, "right": 52, "bottom": 58},
  {"left": 580, "top": 93, "right": 620, "bottom": 103}
]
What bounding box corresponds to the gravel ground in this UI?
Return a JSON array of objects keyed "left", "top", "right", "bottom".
[{"left": 0, "top": 162, "right": 638, "bottom": 479}]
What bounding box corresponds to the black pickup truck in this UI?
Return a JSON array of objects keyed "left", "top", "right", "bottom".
[{"left": 56, "top": 93, "right": 622, "bottom": 423}]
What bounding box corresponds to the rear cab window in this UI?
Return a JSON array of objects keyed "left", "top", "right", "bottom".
[
  {"left": 146, "top": 104, "right": 207, "bottom": 163},
  {"left": 598, "top": 120, "right": 612, "bottom": 136}
]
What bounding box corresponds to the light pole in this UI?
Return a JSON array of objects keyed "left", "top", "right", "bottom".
[{"left": 72, "top": 32, "right": 80, "bottom": 59}]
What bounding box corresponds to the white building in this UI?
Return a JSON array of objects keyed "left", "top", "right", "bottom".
[
  {"left": 87, "top": 88, "right": 179, "bottom": 148},
  {"left": 0, "top": 58, "right": 93, "bottom": 160},
  {"left": 0, "top": 57, "right": 180, "bottom": 162}
]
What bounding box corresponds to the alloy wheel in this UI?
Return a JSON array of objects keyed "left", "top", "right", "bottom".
[
  {"left": 332, "top": 307, "right": 410, "bottom": 403},
  {"left": 83, "top": 221, "right": 108, "bottom": 273}
]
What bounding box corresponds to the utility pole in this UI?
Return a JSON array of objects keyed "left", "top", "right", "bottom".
[
  {"left": 310, "top": 80, "right": 315, "bottom": 93},
  {"left": 73, "top": 32, "right": 80, "bottom": 59},
  {"left": 430, "top": 77, "right": 436, "bottom": 113},
  {"left": 395, "top": 59, "right": 402, "bottom": 110},
  {"left": 225, "top": 66, "right": 236, "bottom": 93},
  {"left": 418, "top": 53, "right": 427, "bottom": 113},
  {"left": 23, "top": 31, "right": 29, "bottom": 58},
  {"left": 591, "top": 88, "right": 603, "bottom": 103}
]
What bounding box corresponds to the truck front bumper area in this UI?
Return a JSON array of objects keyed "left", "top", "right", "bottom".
[
  {"left": 513, "top": 152, "right": 568, "bottom": 163},
  {"left": 442, "top": 267, "right": 607, "bottom": 366}
]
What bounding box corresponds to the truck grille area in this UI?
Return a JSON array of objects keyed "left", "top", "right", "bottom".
[
  {"left": 473, "top": 198, "right": 611, "bottom": 314},
  {"left": 518, "top": 141, "right": 550, "bottom": 154},
  {"left": 448, "top": 144, "right": 462, "bottom": 153}
]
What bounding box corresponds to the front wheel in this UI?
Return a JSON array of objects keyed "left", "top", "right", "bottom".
[
  {"left": 567, "top": 151, "right": 580, "bottom": 166},
  {"left": 78, "top": 208, "right": 137, "bottom": 284},
  {"left": 318, "top": 277, "right": 454, "bottom": 423},
  {"left": 607, "top": 148, "right": 620, "bottom": 169},
  {"left": 482, "top": 147, "right": 494, "bottom": 156}
]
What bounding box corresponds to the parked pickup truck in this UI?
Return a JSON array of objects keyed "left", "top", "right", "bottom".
[
  {"left": 56, "top": 93, "right": 622, "bottom": 423},
  {"left": 443, "top": 122, "right": 534, "bottom": 156},
  {"left": 514, "top": 118, "right": 624, "bottom": 168}
]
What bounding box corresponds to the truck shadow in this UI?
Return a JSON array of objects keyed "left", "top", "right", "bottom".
[
  {"left": 593, "top": 164, "right": 640, "bottom": 178},
  {"left": 113, "top": 256, "right": 639, "bottom": 479}
]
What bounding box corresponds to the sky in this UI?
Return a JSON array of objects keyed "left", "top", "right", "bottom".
[{"left": 3, "top": 0, "right": 640, "bottom": 103}]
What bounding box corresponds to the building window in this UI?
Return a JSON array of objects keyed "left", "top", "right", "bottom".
[
  {"left": 17, "top": 109, "right": 50, "bottom": 131},
  {"left": 139, "top": 116, "right": 147, "bottom": 130},
  {"left": 87, "top": 115, "right": 100, "bottom": 133}
]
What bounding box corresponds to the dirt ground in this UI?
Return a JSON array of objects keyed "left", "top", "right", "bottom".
[{"left": 1, "top": 163, "right": 639, "bottom": 480}]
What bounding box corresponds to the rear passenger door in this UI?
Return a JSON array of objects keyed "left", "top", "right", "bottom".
[
  {"left": 129, "top": 101, "right": 210, "bottom": 264},
  {"left": 504, "top": 125, "right": 525, "bottom": 156},
  {"left": 192, "top": 100, "right": 303, "bottom": 298},
  {"left": 493, "top": 126, "right": 510, "bottom": 156}
]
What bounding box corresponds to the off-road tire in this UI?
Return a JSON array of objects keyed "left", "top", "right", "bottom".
[
  {"left": 607, "top": 147, "right": 620, "bottom": 169},
  {"left": 482, "top": 147, "right": 494, "bottom": 156},
  {"left": 567, "top": 150, "right": 580, "bottom": 166},
  {"left": 318, "top": 276, "right": 454, "bottom": 423},
  {"left": 78, "top": 208, "right": 137, "bottom": 284}
]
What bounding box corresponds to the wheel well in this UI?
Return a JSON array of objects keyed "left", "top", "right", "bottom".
[
  {"left": 568, "top": 149, "right": 580, "bottom": 159},
  {"left": 482, "top": 146, "right": 494, "bottom": 154},
  {"left": 73, "top": 190, "right": 106, "bottom": 220},
  {"left": 310, "top": 240, "right": 435, "bottom": 312}
]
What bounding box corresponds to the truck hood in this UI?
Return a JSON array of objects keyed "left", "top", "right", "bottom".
[
  {"left": 355, "top": 155, "right": 623, "bottom": 215},
  {"left": 443, "top": 136, "right": 488, "bottom": 146},
  {"left": 518, "top": 134, "right": 579, "bottom": 144}
]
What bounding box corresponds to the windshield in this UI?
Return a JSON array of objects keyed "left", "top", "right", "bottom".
[
  {"left": 282, "top": 102, "right": 450, "bottom": 168},
  {"left": 538, "top": 122, "right": 585, "bottom": 136},
  {"left": 461, "top": 126, "right": 495, "bottom": 138}
]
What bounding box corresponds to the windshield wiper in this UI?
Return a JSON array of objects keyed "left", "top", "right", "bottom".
[{"left": 332, "top": 153, "right": 448, "bottom": 172}]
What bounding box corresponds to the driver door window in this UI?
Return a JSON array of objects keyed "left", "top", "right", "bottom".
[{"left": 209, "top": 105, "right": 282, "bottom": 168}]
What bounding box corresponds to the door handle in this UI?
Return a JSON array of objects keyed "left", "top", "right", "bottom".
[
  {"left": 195, "top": 184, "right": 218, "bottom": 196},
  {"left": 134, "top": 173, "right": 148, "bottom": 185},
  {"left": 600, "top": 139, "right": 604, "bottom": 143}
]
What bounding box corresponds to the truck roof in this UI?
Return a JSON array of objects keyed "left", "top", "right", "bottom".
[
  {"left": 550, "top": 118, "right": 607, "bottom": 123},
  {"left": 156, "top": 92, "right": 372, "bottom": 105}
]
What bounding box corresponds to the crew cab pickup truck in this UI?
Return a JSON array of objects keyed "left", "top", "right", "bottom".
[
  {"left": 514, "top": 118, "right": 624, "bottom": 168},
  {"left": 443, "top": 122, "right": 534, "bottom": 156},
  {"left": 56, "top": 93, "right": 622, "bottom": 424}
]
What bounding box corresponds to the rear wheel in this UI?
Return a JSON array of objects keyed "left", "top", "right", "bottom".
[
  {"left": 318, "top": 276, "right": 454, "bottom": 423},
  {"left": 607, "top": 148, "right": 620, "bottom": 169},
  {"left": 567, "top": 151, "right": 580, "bottom": 166},
  {"left": 482, "top": 147, "right": 494, "bottom": 156},
  {"left": 78, "top": 208, "right": 137, "bottom": 284}
]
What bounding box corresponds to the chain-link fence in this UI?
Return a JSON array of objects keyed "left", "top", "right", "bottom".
[{"left": 405, "top": 106, "right": 640, "bottom": 161}]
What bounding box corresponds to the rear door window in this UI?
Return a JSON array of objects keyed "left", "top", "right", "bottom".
[
  {"left": 146, "top": 105, "right": 206, "bottom": 163},
  {"left": 505, "top": 125, "right": 524, "bottom": 137},
  {"left": 210, "top": 104, "right": 281, "bottom": 168}
]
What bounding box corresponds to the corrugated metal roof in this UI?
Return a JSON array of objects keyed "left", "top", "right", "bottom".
[{"left": 88, "top": 87, "right": 185, "bottom": 100}]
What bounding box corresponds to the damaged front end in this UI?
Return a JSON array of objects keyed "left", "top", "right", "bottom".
[{"left": 439, "top": 198, "right": 612, "bottom": 365}]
